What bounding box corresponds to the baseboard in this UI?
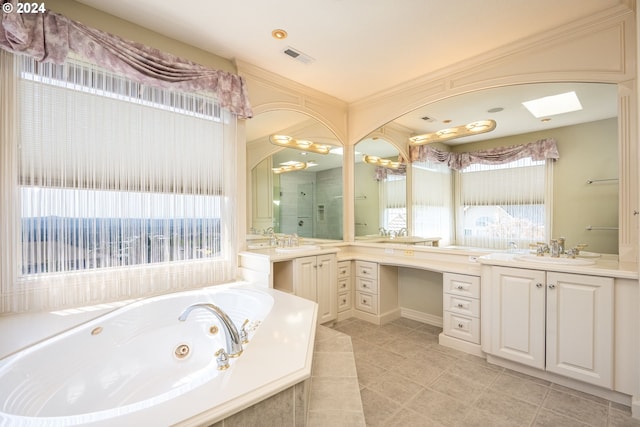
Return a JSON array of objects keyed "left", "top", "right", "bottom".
[
  {"left": 400, "top": 307, "right": 443, "bottom": 327},
  {"left": 633, "top": 396, "right": 640, "bottom": 419},
  {"left": 438, "top": 333, "right": 484, "bottom": 357}
]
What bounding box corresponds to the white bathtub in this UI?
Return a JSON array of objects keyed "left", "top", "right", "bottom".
[{"left": 0, "top": 282, "right": 318, "bottom": 426}]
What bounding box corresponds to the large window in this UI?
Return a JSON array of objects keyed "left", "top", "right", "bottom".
[
  {"left": 1, "top": 54, "right": 237, "bottom": 312},
  {"left": 456, "top": 158, "right": 547, "bottom": 249}
]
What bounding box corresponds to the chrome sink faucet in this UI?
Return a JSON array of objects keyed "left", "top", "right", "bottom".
[{"left": 178, "top": 303, "right": 243, "bottom": 357}]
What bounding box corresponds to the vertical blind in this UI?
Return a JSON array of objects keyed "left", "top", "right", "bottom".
[
  {"left": 412, "top": 160, "right": 452, "bottom": 245},
  {"left": 1, "top": 54, "right": 237, "bottom": 313},
  {"left": 380, "top": 174, "right": 407, "bottom": 233},
  {"left": 456, "top": 158, "right": 547, "bottom": 249}
]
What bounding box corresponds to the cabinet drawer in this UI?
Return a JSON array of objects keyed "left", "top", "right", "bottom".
[
  {"left": 444, "top": 273, "right": 480, "bottom": 299},
  {"left": 338, "top": 277, "right": 351, "bottom": 292},
  {"left": 338, "top": 291, "right": 352, "bottom": 312},
  {"left": 444, "top": 312, "right": 480, "bottom": 344},
  {"left": 444, "top": 294, "right": 480, "bottom": 318},
  {"left": 355, "top": 291, "right": 378, "bottom": 315},
  {"left": 337, "top": 261, "right": 351, "bottom": 279},
  {"left": 355, "top": 261, "right": 378, "bottom": 280},
  {"left": 355, "top": 276, "right": 378, "bottom": 294}
]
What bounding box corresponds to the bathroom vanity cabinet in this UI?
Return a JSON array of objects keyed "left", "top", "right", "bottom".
[
  {"left": 294, "top": 254, "right": 337, "bottom": 324},
  {"left": 442, "top": 273, "right": 481, "bottom": 344},
  {"left": 485, "top": 266, "right": 613, "bottom": 388},
  {"left": 353, "top": 261, "right": 398, "bottom": 324},
  {"left": 337, "top": 260, "right": 353, "bottom": 320}
]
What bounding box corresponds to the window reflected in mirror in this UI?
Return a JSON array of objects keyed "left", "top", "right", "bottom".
[{"left": 354, "top": 138, "right": 406, "bottom": 238}]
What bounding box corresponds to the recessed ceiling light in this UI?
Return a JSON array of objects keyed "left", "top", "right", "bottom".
[
  {"left": 522, "top": 91, "right": 582, "bottom": 118},
  {"left": 487, "top": 107, "right": 504, "bottom": 113},
  {"left": 272, "top": 29, "right": 288, "bottom": 40}
]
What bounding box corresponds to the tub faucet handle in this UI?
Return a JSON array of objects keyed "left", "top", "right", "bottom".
[
  {"left": 215, "top": 348, "right": 230, "bottom": 370},
  {"left": 240, "top": 319, "right": 250, "bottom": 344}
]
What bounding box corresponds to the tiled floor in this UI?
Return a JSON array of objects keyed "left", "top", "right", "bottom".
[{"left": 331, "top": 317, "right": 640, "bottom": 427}]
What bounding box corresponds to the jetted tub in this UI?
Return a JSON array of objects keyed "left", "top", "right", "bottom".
[{"left": 0, "top": 282, "right": 318, "bottom": 426}]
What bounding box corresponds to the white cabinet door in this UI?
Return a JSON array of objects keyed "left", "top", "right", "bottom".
[
  {"left": 293, "top": 256, "right": 318, "bottom": 303},
  {"left": 316, "top": 253, "right": 337, "bottom": 324},
  {"left": 546, "top": 272, "right": 613, "bottom": 388},
  {"left": 490, "top": 266, "right": 546, "bottom": 369},
  {"left": 293, "top": 254, "right": 337, "bottom": 324}
]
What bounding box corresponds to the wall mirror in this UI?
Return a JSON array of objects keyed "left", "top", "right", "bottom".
[
  {"left": 355, "top": 82, "right": 619, "bottom": 254},
  {"left": 354, "top": 136, "right": 407, "bottom": 239},
  {"left": 247, "top": 110, "right": 344, "bottom": 241}
]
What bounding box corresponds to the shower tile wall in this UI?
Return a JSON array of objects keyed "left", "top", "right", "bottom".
[
  {"left": 316, "top": 167, "right": 343, "bottom": 240},
  {"left": 279, "top": 168, "right": 343, "bottom": 239},
  {"left": 280, "top": 171, "right": 315, "bottom": 237}
]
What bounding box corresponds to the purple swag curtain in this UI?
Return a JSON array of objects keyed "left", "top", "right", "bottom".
[
  {"left": 405, "top": 138, "right": 559, "bottom": 170},
  {"left": 0, "top": 3, "right": 252, "bottom": 118}
]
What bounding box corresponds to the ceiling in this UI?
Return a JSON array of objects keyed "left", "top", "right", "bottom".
[
  {"left": 75, "top": 0, "right": 620, "bottom": 104},
  {"left": 74, "top": 0, "right": 621, "bottom": 165}
]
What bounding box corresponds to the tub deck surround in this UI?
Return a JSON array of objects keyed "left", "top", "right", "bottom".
[{"left": 0, "top": 282, "right": 319, "bottom": 427}]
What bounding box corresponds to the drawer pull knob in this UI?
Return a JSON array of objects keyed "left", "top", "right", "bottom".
[
  {"left": 457, "top": 323, "right": 464, "bottom": 328},
  {"left": 363, "top": 299, "right": 368, "bottom": 304},
  {"left": 456, "top": 285, "right": 464, "bottom": 290},
  {"left": 457, "top": 303, "right": 464, "bottom": 308},
  {"left": 536, "top": 283, "right": 543, "bottom": 288},
  {"left": 548, "top": 284, "right": 556, "bottom": 289},
  {"left": 341, "top": 269, "right": 346, "bottom": 274}
]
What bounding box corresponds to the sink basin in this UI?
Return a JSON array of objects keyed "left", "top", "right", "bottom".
[
  {"left": 514, "top": 255, "right": 595, "bottom": 266},
  {"left": 275, "top": 245, "right": 321, "bottom": 253}
]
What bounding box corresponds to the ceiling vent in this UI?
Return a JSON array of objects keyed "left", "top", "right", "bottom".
[
  {"left": 420, "top": 116, "right": 436, "bottom": 122},
  {"left": 283, "top": 47, "right": 315, "bottom": 65}
]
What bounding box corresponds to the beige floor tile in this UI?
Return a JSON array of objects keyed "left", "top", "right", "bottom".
[
  {"left": 472, "top": 392, "right": 539, "bottom": 426},
  {"left": 542, "top": 389, "right": 609, "bottom": 426},
  {"left": 366, "top": 370, "right": 425, "bottom": 404},
  {"left": 608, "top": 407, "right": 640, "bottom": 427},
  {"left": 307, "top": 410, "right": 366, "bottom": 427},
  {"left": 314, "top": 334, "right": 353, "bottom": 353},
  {"left": 407, "top": 388, "right": 471, "bottom": 425},
  {"left": 429, "top": 371, "right": 488, "bottom": 403},
  {"left": 389, "top": 317, "right": 425, "bottom": 330},
  {"left": 360, "top": 388, "right": 404, "bottom": 427},
  {"left": 446, "top": 359, "right": 502, "bottom": 387},
  {"left": 329, "top": 318, "right": 633, "bottom": 427},
  {"left": 383, "top": 408, "right": 443, "bottom": 427},
  {"left": 354, "top": 359, "right": 388, "bottom": 388},
  {"left": 533, "top": 408, "right": 592, "bottom": 426},
  {"left": 312, "top": 352, "right": 358, "bottom": 377},
  {"left": 490, "top": 371, "right": 550, "bottom": 406}
]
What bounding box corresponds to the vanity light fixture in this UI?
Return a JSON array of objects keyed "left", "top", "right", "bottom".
[
  {"left": 362, "top": 155, "right": 402, "bottom": 169},
  {"left": 408, "top": 119, "right": 497, "bottom": 145},
  {"left": 269, "top": 134, "right": 331, "bottom": 154},
  {"left": 272, "top": 161, "right": 309, "bottom": 174}
]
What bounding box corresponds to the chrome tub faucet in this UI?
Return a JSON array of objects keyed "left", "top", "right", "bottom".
[{"left": 178, "top": 303, "right": 243, "bottom": 357}]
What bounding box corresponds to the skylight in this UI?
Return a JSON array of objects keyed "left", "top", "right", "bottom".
[{"left": 522, "top": 91, "right": 583, "bottom": 118}]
